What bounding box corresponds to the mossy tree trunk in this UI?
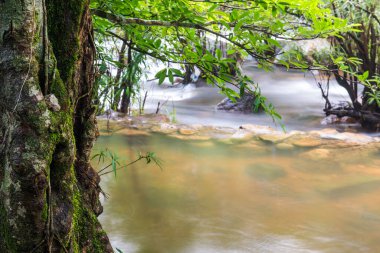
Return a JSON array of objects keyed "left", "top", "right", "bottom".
[{"left": 0, "top": 0, "right": 113, "bottom": 252}]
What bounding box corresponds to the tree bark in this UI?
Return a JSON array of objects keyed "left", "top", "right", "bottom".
[
  {"left": 0, "top": 0, "right": 112, "bottom": 252},
  {"left": 112, "top": 40, "right": 127, "bottom": 111},
  {"left": 120, "top": 41, "right": 133, "bottom": 114}
]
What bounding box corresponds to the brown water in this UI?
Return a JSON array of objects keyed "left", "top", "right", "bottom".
[{"left": 94, "top": 131, "right": 380, "bottom": 253}]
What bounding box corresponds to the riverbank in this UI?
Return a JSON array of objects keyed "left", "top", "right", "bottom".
[{"left": 97, "top": 114, "right": 380, "bottom": 155}]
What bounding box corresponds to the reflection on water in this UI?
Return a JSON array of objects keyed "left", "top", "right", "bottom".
[{"left": 95, "top": 132, "right": 380, "bottom": 253}]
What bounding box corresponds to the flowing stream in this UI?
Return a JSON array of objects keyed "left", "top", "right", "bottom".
[
  {"left": 95, "top": 63, "right": 380, "bottom": 252},
  {"left": 138, "top": 60, "right": 355, "bottom": 131}
]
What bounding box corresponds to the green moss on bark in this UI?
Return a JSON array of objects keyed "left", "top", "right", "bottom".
[
  {"left": 46, "top": 0, "right": 87, "bottom": 83},
  {"left": 0, "top": 205, "right": 17, "bottom": 252},
  {"left": 1, "top": 0, "right": 111, "bottom": 251},
  {"left": 50, "top": 69, "right": 70, "bottom": 109},
  {"left": 70, "top": 187, "right": 108, "bottom": 252}
]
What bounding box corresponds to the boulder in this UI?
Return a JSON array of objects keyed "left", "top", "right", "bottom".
[
  {"left": 217, "top": 93, "right": 258, "bottom": 112},
  {"left": 321, "top": 115, "right": 358, "bottom": 125},
  {"left": 321, "top": 115, "right": 339, "bottom": 125}
]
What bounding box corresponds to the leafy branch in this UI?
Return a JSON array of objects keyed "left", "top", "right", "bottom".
[{"left": 92, "top": 149, "right": 163, "bottom": 177}]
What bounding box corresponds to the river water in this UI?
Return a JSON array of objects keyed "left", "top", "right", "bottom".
[
  {"left": 139, "top": 60, "right": 354, "bottom": 131},
  {"left": 95, "top": 131, "right": 380, "bottom": 253},
  {"left": 95, "top": 63, "right": 380, "bottom": 252}
]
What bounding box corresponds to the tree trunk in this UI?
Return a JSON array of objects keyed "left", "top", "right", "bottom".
[
  {"left": 120, "top": 83, "right": 132, "bottom": 114},
  {"left": 0, "top": 0, "right": 112, "bottom": 252},
  {"left": 111, "top": 40, "right": 127, "bottom": 111},
  {"left": 120, "top": 41, "right": 133, "bottom": 114},
  {"left": 182, "top": 65, "right": 193, "bottom": 85}
]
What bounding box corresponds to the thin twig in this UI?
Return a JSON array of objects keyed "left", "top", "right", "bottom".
[{"left": 99, "top": 157, "right": 144, "bottom": 176}]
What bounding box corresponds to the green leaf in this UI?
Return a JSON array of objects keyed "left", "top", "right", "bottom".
[
  {"left": 227, "top": 49, "right": 235, "bottom": 55},
  {"left": 154, "top": 39, "right": 162, "bottom": 48},
  {"left": 155, "top": 69, "right": 167, "bottom": 85},
  {"left": 168, "top": 69, "right": 174, "bottom": 83},
  {"left": 234, "top": 19, "right": 245, "bottom": 32},
  {"left": 170, "top": 68, "right": 183, "bottom": 76},
  {"left": 216, "top": 49, "right": 222, "bottom": 60},
  {"left": 239, "top": 82, "right": 246, "bottom": 98},
  {"left": 362, "top": 71, "right": 369, "bottom": 81}
]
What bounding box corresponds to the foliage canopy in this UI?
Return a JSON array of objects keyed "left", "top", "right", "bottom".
[{"left": 91, "top": 0, "right": 355, "bottom": 124}]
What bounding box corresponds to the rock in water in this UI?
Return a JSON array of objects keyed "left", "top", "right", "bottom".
[
  {"left": 217, "top": 93, "right": 258, "bottom": 112},
  {"left": 179, "top": 128, "right": 196, "bottom": 135}
]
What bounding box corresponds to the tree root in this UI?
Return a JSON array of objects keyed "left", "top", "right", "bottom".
[{"left": 325, "top": 108, "right": 380, "bottom": 130}]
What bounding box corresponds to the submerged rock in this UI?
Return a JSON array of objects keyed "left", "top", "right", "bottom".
[
  {"left": 276, "top": 143, "right": 294, "bottom": 150},
  {"left": 321, "top": 179, "right": 380, "bottom": 199},
  {"left": 245, "top": 163, "right": 287, "bottom": 181},
  {"left": 192, "top": 141, "right": 215, "bottom": 148},
  {"left": 301, "top": 148, "right": 331, "bottom": 160},
  {"left": 235, "top": 142, "right": 271, "bottom": 155}
]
